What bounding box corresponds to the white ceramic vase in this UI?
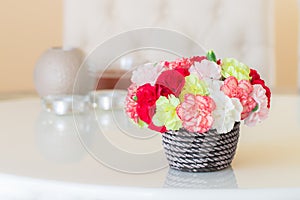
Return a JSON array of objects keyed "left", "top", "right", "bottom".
[{"left": 34, "top": 47, "right": 83, "bottom": 97}]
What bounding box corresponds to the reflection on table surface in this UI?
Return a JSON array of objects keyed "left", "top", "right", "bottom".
[
  {"left": 164, "top": 167, "right": 237, "bottom": 189},
  {"left": 35, "top": 111, "right": 91, "bottom": 163},
  {"left": 0, "top": 95, "right": 299, "bottom": 189}
]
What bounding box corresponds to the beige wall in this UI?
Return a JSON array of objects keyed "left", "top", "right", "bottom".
[
  {"left": 0, "top": 0, "right": 62, "bottom": 93},
  {"left": 275, "top": 0, "right": 298, "bottom": 92},
  {"left": 0, "top": 0, "right": 298, "bottom": 93}
]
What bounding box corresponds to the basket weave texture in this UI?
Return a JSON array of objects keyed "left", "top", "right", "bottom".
[{"left": 162, "top": 122, "right": 240, "bottom": 172}]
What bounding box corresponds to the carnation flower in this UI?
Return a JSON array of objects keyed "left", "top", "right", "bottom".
[
  {"left": 177, "top": 94, "right": 216, "bottom": 133},
  {"left": 135, "top": 83, "right": 166, "bottom": 132},
  {"left": 125, "top": 83, "right": 139, "bottom": 123},
  {"left": 179, "top": 74, "right": 209, "bottom": 101},
  {"left": 189, "top": 59, "right": 222, "bottom": 80},
  {"left": 244, "top": 84, "right": 269, "bottom": 126},
  {"left": 190, "top": 56, "right": 206, "bottom": 64},
  {"left": 131, "top": 62, "right": 165, "bottom": 86},
  {"left": 221, "top": 76, "right": 257, "bottom": 119},
  {"left": 249, "top": 69, "right": 271, "bottom": 108},
  {"left": 206, "top": 79, "right": 243, "bottom": 133},
  {"left": 156, "top": 84, "right": 174, "bottom": 98},
  {"left": 164, "top": 57, "right": 193, "bottom": 70},
  {"left": 136, "top": 84, "right": 157, "bottom": 124},
  {"left": 249, "top": 68, "right": 261, "bottom": 80},
  {"left": 148, "top": 123, "right": 167, "bottom": 133},
  {"left": 125, "top": 51, "right": 271, "bottom": 134},
  {"left": 221, "top": 58, "right": 250, "bottom": 81},
  {"left": 211, "top": 93, "right": 243, "bottom": 133},
  {"left": 174, "top": 68, "right": 190, "bottom": 77},
  {"left": 164, "top": 58, "right": 193, "bottom": 77},
  {"left": 152, "top": 95, "right": 182, "bottom": 130},
  {"left": 156, "top": 70, "right": 185, "bottom": 97}
]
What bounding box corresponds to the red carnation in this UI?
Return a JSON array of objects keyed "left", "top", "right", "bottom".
[
  {"left": 250, "top": 69, "right": 261, "bottom": 81},
  {"left": 136, "top": 83, "right": 166, "bottom": 132},
  {"left": 156, "top": 84, "right": 174, "bottom": 97},
  {"left": 136, "top": 84, "right": 157, "bottom": 124},
  {"left": 136, "top": 84, "right": 157, "bottom": 107},
  {"left": 175, "top": 68, "right": 190, "bottom": 77},
  {"left": 249, "top": 69, "right": 271, "bottom": 108},
  {"left": 148, "top": 123, "right": 167, "bottom": 133},
  {"left": 156, "top": 70, "right": 185, "bottom": 97}
]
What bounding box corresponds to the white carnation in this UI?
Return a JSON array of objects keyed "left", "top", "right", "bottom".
[
  {"left": 189, "top": 59, "right": 221, "bottom": 80},
  {"left": 131, "top": 62, "right": 165, "bottom": 86},
  {"left": 209, "top": 80, "right": 243, "bottom": 133}
]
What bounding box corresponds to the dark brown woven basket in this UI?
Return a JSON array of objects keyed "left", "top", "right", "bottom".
[{"left": 162, "top": 122, "right": 240, "bottom": 172}]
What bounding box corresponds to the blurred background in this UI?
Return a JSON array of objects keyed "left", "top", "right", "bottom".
[{"left": 0, "top": 0, "right": 298, "bottom": 95}]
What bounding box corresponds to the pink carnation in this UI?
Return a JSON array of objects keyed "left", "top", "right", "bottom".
[
  {"left": 244, "top": 85, "right": 269, "bottom": 126},
  {"left": 125, "top": 83, "right": 139, "bottom": 123},
  {"left": 164, "top": 57, "right": 193, "bottom": 70},
  {"left": 190, "top": 56, "right": 206, "bottom": 64},
  {"left": 177, "top": 94, "right": 216, "bottom": 133},
  {"left": 221, "top": 76, "right": 257, "bottom": 120}
]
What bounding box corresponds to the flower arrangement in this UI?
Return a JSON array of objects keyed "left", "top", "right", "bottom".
[{"left": 125, "top": 50, "right": 271, "bottom": 134}]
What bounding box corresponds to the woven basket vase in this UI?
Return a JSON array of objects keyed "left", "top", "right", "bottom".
[{"left": 162, "top": 122, "right": 240, "bottom": 172}]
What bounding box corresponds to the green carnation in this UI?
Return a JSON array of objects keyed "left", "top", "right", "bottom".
[
  {"left": 179, "top": 74, "right": 209, "bottom": 101},
  {"left": 221, "top": 58, "right": 250, "bottom": 81},
  {"left": 152, "top": 95, "right": 182, "bottom": 130}
]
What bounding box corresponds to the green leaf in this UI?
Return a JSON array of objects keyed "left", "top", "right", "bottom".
[
  {"left": 133, "top": 96, "right": 137, "bottom": 101},
  {"left": 252, "top": 104, "right": 259, "bottom": 112},
  {"left": 206, "top": 50, "right": 217, "bottom": 63}
]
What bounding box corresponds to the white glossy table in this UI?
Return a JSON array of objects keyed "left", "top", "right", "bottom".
[{"left": 0, "top": 95, "right": 300, "bottom": 199}]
